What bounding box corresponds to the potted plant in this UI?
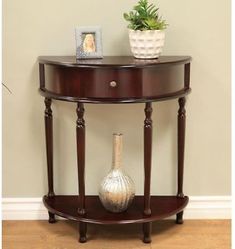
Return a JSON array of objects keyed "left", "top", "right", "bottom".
[{"left": 123, "top": 0, "right": 167, "bottom": 59}]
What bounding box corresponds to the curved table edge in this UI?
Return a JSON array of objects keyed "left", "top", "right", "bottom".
[
  {"left": 38, "top": 56, "right": 192, "bottom": 69},
  {"left": 39, "top": 88, "right": 191, "bottom": 103}
]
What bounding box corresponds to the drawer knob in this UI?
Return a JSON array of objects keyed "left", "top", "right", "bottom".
[{"left": 110, "top": 81, "right": 117, "bottom": 88}]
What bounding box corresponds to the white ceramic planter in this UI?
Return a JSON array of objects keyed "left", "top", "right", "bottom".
[{"left": 128, "top": 29, "right": 165, "bottom": 59}]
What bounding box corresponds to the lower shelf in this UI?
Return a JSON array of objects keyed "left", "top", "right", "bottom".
[{"left": 43, "top": 195, "right": 188, "bottom": 225}]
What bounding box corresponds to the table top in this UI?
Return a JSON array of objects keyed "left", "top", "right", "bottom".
[{"left": 38, "top": 56, "right": 191, "bottom": 68}]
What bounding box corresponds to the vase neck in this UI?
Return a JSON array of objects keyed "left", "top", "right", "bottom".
[{"left": 112, "top": 133, "right": 123, "bottom": 170}]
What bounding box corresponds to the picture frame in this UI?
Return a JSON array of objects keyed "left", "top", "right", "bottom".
[{"left": 75, "top": 26, "right": 103, "bottom": 59}]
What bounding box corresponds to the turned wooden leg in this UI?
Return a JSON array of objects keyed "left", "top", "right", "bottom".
[
  {"left": 143, "top": 222, "right": 152, "bottom": 243},
  {"left": 143, "top": 102, "right": 152, "bottom": 216},
  {"left": 44, "top": 98, "right": 56, "bottom": 223},
  {"left": 176, "top": 97, "right": 186, "bottom": 224},
  {"left": 79, "top": 222, "right": 87, "bottom": 243},
  {"left": 76, "top": 103, "right": 87, "bottom": 242},
  {"left": 176, "top": 211, "right": 184, "bottom": 224},
  {"left": 48, "top": 211, "right": 56, "bottom": 223},
  {"left": 142, "top": 103, "right": 152, "bottom": 243}
]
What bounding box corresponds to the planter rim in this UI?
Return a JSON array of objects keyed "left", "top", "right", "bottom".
[{"left": 128, "top": 29, "right": 165, "bottom": 32}]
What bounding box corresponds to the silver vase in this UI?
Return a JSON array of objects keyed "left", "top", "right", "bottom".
[{"left": 99, "top": 133, "right": 135, "bottom": 213}]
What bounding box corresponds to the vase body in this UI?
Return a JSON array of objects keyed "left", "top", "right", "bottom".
[
  {"left": 99, "top": 133, "right": 135, "bottom": 213},
  {"left": 128, "top": 29, "right": 165, "bottom": 59}
]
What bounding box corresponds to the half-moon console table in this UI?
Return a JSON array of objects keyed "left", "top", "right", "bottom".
[{"left": 38, "top": 56, "right": 191, "bottom": 243}]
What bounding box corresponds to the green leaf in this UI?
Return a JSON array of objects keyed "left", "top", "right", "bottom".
[
  {"left": 123, "top": 13, "right": 130, "bottom": 21},
  {"left": 123, "top": 0, "right": 168, "bottom": 30}
]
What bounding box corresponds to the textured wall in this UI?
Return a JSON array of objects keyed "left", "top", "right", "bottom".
[{"left": 3, "top": 0, "right": 231, "bottom": 197}]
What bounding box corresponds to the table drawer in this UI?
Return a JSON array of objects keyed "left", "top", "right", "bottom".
[{"left": 43, "top": 65, "right": 185, "bottom": 99}]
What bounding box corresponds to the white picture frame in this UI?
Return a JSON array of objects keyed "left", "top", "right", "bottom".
[{"left": 75, "top": 26, "right": 103, "bottom": 59}]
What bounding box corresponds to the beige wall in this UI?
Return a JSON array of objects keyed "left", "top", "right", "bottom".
[{"left": 3, "top": 0, "right": 231, "bottom": 197}]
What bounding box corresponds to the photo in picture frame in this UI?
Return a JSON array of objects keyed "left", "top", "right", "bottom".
[{"left": 75, "top": 26, "right": 103, "bottom": 59}]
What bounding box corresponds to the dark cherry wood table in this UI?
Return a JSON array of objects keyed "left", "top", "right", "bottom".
[{"left": 38, "top": 55, "right": 191, "bottom": 243}]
